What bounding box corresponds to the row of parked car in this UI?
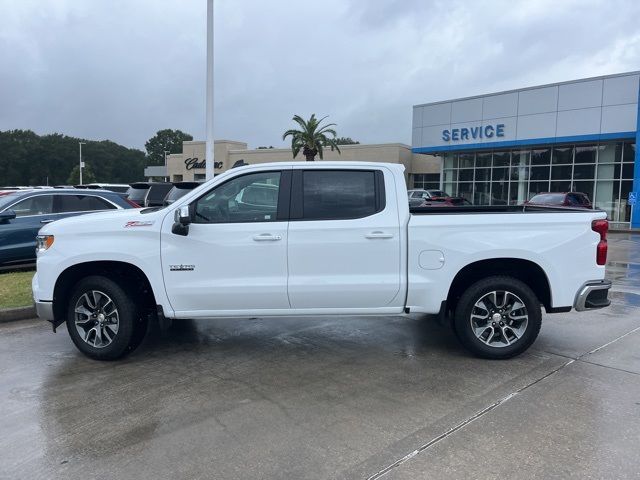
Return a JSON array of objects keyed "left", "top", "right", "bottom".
[
  {"left": 408, "top": 189, "right": 593, "bottom": 209},
  {"left": 0, "top": 181, "right": 203, "bottom": 267}
]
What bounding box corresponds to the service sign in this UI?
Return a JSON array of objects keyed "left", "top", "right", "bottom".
[{"left": 442, "top": 123, "right": 505, "bottom": 142}]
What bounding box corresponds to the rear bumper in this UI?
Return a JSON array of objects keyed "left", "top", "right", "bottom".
[{"left": 574, "top": 279, "right": 612, "bottom": 311}]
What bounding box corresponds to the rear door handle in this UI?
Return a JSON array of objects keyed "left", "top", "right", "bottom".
[
  {"left": 253, "top": 233, "right": 282, "bottom": 241},
  {"left": 40, "top": 219, "right": 54, "bottom": 224},
  {"left": 365, "top": 231, "right": 394, "bottom": 239}
]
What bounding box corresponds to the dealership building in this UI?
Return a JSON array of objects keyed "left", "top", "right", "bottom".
[{"left": 412, "top": 71, "right": 640, "bottom": 228}]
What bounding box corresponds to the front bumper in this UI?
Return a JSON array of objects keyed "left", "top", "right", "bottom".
[
  {"left": 32, "top": 272, "right": 54, "bottom": 321},
  {"left": 574, "top": 279, "right": 612, "bottom": 311}
]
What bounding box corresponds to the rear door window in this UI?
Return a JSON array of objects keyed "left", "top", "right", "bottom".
[
  {"left": 56, "top": 195, "right": 116, "bottom": 213},
  {"left": 301, "top": 170, "right": 380, "bottom": 220}
]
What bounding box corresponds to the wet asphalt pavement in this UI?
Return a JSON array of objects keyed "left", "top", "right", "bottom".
[{"left": 1, "top": 233, "right": 639, "bottom": 480}]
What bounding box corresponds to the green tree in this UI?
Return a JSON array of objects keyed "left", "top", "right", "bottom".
[
  {"left": 67, "top": 163, "right": 96, "bottom": 184},
  {"left": 144, "top": 129, "right": 193, "bottom": 166},
  {"left": 0, "top": 130, "right": 146, "bottom": 185},
  {"left": 334, "top": 137, "right": 359, "bottom": 145},
  {"left": 282, "top": 114, "right": 341, "bottom": 161}
]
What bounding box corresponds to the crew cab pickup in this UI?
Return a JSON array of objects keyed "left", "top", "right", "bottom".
[{"left": 32, "top": 162, "right": 611, "bottom": 360}]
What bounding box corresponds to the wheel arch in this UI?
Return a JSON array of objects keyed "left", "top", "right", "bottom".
[
  {"left": 52, "top": 261, "right": 157, "bottom": 327},
  {"left": 446, "top": 258, "right": 552, "bottom": 313}
]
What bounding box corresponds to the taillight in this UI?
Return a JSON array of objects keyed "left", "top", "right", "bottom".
[
  {"left": 126, "top": 198, "right": 141, "bottom": 208},
  {"left": 592, "top": 219, "right": 608, "bottom": 266}
]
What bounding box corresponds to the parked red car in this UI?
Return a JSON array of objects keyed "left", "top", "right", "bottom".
[{"left": 525, "top": 192, "right": 592, "bottom": 209}]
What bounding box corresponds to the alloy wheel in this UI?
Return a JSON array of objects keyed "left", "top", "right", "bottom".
[
  {"left": 74, "top": 290, "right": 120, "bottom": 348},
  {"left": 469, "top": 290, "right": 529, "bottom": 348}
]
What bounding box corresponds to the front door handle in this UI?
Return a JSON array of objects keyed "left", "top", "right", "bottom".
[
  {"left": 40, "top": 219, "right": 54, "bottom": 224},
  {"left": 365, "top": 231, "right": 394, "bottom": 239},
  {"left": 253, "top": 233, "right": 282, "bottom": 241}
]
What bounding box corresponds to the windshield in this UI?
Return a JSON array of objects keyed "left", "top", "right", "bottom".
[
  {"left": 0, "top": 193, "right": 21, "bottom": 211},
  {"left": 127, "top": 186, "right": 149, "bottom": 203},
  {"left": 427, "top": 190, "right": 448, "bottom": 197}
]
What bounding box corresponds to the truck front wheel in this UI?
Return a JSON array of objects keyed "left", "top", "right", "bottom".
[
  {"left": 65, "top": 275, "right": 145, "bottom": 360},
  {"left": 453, "top": 276, "right": 542, "bottom": 359}
]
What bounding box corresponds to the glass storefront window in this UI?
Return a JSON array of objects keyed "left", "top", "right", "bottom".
[
  {"left": 444, "top": 154, "right": 458, "bottom": 169},
  {"left": 530, "top": 165, "right": 550, "bottom": 181},
  {"left": 575, "top": 145, "right": 598, "bottom": 163},
  {"left": 493, "top": 151, "right": 510, "bottom": 167},
  {"left": 622, "top": 163, "right": 634, "bottom": 179},
  {"left": 573, "top": 164, "right": 595, "bottom": 180},
  {"left": 596, "top": 163, "right": 620, "bottom": 180},
  {"left": 595, "top": 180, "right": 620, "bottom": 220},
  {"left": 459, "top": 169, "right": 474, "bottom": 182},
  {"left": 491, "top": 182, "right": 508, "bottom": 205},
  {"left": 474, "top": 182, "right": 490, "bottom": 205},
  {"left": 475, "top": 168, "right": 491, "bottom": 182},
  {"left": 551, "top": 165, "right": 572, "bottom": 180},
  {"left": 550, "top": 181, "right": 571, "bottom": 192},
  {"left": 476, "top": 153, "right": 492, "bottom": 168},
  {"left": 552, "top": 146, "right": 573, "bottom": 164},
  {"left": 623, "top": 142, "right": 635, "bottom": 163},
  {"left": 529, "top": 181, "right": 549, "bottom": 196},
  {"left": 459, "top": 153, "right": 474, "bottom": 168},
  {"left": 597, "top": 143, "right": 621, "bottom": 163},
  {"left": 443, "top": 169, "right": 458, "bottom": 182},
  {"left": 458, "top": 182, "right": 473, "bottom": 202},
  {"left": 531, "top": 148, "right": 551, "bottom": 165},
  {"left": 509, "top": 181, "right": 527, "bottom": 205},
  {"left": 428, "top": 141, "right": 634, "bottom": 222},
  {"left": 491, "top": 168, "right": 508, "bottom": 181}
]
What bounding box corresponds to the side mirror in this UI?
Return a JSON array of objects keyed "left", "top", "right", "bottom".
[
  {"left": 172, "top": 206, "right": 191, "bottom": 236},
  {"left": 0, "top": 209, "right": 16, "bottom": 223}
]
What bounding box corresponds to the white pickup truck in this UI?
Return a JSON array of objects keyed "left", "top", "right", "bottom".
[{"left": 32, "top": 162, "right": 611, "bottom": 360}]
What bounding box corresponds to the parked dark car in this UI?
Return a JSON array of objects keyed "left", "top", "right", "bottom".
[
  {"left": 126, "top": 183, "right": 151, "bottom": 207},
  {"left": 418, "top": 197, "right": 472, "bottom": 207},
  {"left": 163, "top": 182, "right": 201, "bottom": 206},
  {"left": 0, "top": 189, "right": 135, "bottom": 267},
  {"left": 407, "top": 189, "right": 451, "bottom": 207},
  {"left": 525, "top": 192, "right": 592, "bottom": 209},
  {"left": 145, "top": 183, "right": 174, "bottom": 207}
]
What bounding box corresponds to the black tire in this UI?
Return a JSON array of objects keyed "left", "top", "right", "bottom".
[
  {"left": 65, "top": 276, "right": 143, "bottom": 360},
  {"left": 453, "top": 276, "right": 542, "bottom": 359}
]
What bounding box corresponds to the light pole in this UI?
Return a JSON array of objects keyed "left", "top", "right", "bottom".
[
  {"left": 205, "top": 0, "right": 214, "bottom": 180},
  {"left": 78, "top": 142, "right": 86, "bottom": 185},
  {"left": 164, "top": 150, "right": 170, "bottom": 182}
]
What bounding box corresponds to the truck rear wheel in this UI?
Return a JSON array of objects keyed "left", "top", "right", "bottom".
[
  {"left": 65, "top": 276, "right": 146, "bottom": 360},
  {"left": 453, "top": 276, "right": 542, "bottom": 359}
]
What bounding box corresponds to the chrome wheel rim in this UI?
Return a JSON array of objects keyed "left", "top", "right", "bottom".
[
  {"left": 470, "top": 290, "right": 528, "bottom": 348},
  {"left": 74, "top": 290, "right": 120, "bottom": 348}
]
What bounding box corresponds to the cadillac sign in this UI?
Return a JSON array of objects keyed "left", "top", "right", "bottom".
[{"left": 184, "top": 157, "right": 224, "bottom": 170}]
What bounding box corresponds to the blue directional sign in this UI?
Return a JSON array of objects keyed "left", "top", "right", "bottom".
[{"left": 630, "top": 192, "right": 638, "bottom": 206}]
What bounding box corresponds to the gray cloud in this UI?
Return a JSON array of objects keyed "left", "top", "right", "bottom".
[{"left": 1, "top": 0, "right": 639, "bottom": 150}]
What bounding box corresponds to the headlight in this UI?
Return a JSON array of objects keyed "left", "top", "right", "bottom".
[{"left": 36, "top": 235, "right": 55, "bottom": 252}]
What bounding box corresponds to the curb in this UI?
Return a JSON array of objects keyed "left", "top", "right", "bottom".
[{"left": 0, "top": 305, "right": 36, "bottom": 323}]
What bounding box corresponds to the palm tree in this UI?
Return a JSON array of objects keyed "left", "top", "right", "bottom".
[{"left": 282, "top": 114, "right": 341, "bottom": 161}]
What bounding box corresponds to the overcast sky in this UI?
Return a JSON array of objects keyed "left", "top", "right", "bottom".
[{"left": 1, "top": 0, "right": 639, "bottom": 150}]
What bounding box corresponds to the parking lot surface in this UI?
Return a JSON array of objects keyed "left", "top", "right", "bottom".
[{"left": 1, "top": 233, "right": 639, "bottom": 479}]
